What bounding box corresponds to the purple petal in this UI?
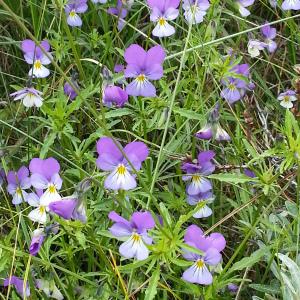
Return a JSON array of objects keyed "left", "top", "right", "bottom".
[
  {"left": 49, "top": 199, "right": 77, "bottom": 219},
  {"left": 103, "top": 85, "right": 128, "bottom": 107},
  {"left": 131, "top": 211, "right": 155, "bottom": 231},
  {"left": 184, "top": 224, "right": 204, "bottom": 245},
  {"left": 197, "top": 150, "right": 215, "bottom": 165},
  {"left": 204, "top": 248, "right": 222, "bottom": 265},
  {"left": 126, "top": 79, "right": 156, "bottom": 97},
  {"left": 182, "top": 263, "right": 213, "bottom": 285},
  {"left": 29, "top": 229, "right": 45, "bottom": 256},
  {"left": 109, "top": 223, "right": 132, "bottom": 237},
  {"left": 29, "top": 157, "right": 60, "bottom": 180},
  {"left": 146, "top": 45, "right": 166, "bottom": 66},
  {"left": 195, "top": 124, "right": 213, "bottom": 140},
  {"left": 21, "top": 39, "right": 35, "bottom": 53},
  {"left": 124, "top": 44, "right": 147, "bottom": 68},
  {"left": 108, "top": 211, "right": 131, "bottom": 226},
  {"left": 4, "top": 276, "right": 30, "bottom": 298},
  {"left": 7, "top": 171, "right": 17, "bottom": 185},
  {"left": 145, "top": 64, "right": 164, "bottom": 80},
  {"left": 206, "top": 233, "right": 226, "bottom": 252},
  {"left": 123, "top": 141, "right": 149, "bottom": 170},
  {"left": 17, "top": 166, "right": 29, "bottom": 182}
]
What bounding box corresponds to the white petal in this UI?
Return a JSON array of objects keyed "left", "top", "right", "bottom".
[
  {"left": 22, "top": 94, "right": 43, "bottom": 108},
  {"left": 40, "top": 189, "right": 62, "bottom": 206},
  {"left": 280, "top": 100, "right": 294, "bottom": 109},
  {"left": 29, "top": 65, "right": 50, "bottom": 78},
  {"left": 28, "top": 206, "right": 47, "bottom": 224},
  {"left": 239, "top": 6, "right": 250, "bottom": 16},
  {"left": 193, "top": 205, "right": 212, "bottom": 218},
  {"left": 152, "top": 21, "right": 175, "bottom": 37}
]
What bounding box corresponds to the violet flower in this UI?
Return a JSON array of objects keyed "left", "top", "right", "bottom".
[
  {"left": 195, "top": 104, "right": 230, "bottom": 141},
  {"left": 182, "top": 0, "right": 210, "bottom": 24},
  {"left": 64, "top": 80, "right": 79, "bottom": 100},
  {"left": 96, "top": 137, "right": 149, "bottom": 190},
  {"left": 261, "top": 23, "right": 277, "bottom": 53},
  {"left": 91, "top": 0, "right": 107, "bottom": 3},
  {"left": 29, "top": 228, "right": 45, "bottom": 256},
  {"left": 147, "top": 0, "right": 180, "bottom": 37},
  {"left": 228, "top": 283, "right": 239, "bottom": 293},
  {"left": 27, "top": 192, "right": 49, "bottom": 224},
  {"left": 7, "top": 166, "right": 31, "bottom": 205},
  {"left": 103, "top": 85, "right": 128, "bottom": 107},
  {"left": 187, "top": 191, "right": 214, "bottom": 218},
  {"left": 36, "top": 279, "right": 63, "bottom": 300},
  {"left": 109, "top": 211, "right": 155, "bottom": 260},
  {"left": 3, "top": 276, "right": 30, "bottom": 298},
  {"left": 124, "top": 44, "right": 165, "bottom": 97},
  {"left": 182, "top": 225, "right": 226, "bottom": 285},
  {"left": 181, "top": 151, "right": 215, "bottom": 196},
  {"left": 277, "top": 90, "right": 297, "bottom": 108},
  {"left": 10, "top": 87, "right": 43, "bottom": 108},
  {"left": 248, "top": 39, "right": 265, "bottom": 57},
  {"left": 282, "top": 0, "right": 300, "bottom": 10},
  {"left": 107, "top": 0, "right": 128, "bottom": 31},
  {"left": 114, "top": 64, "right": 124, "bottom": 73},
  {"left": 21, "top": 39, "right": 52, "bottom": 78},
  {"left": 221, "top": 63, "right": 254, "bottom": 104},
  {"left": 29, "top": 157, "right": 62, "bottom": 206},
  {"left": 236, "top": 0, "right": 255, "bottom": 17},
  {"left": 65, "top": 0, "right": 88, "bottom": 27}
]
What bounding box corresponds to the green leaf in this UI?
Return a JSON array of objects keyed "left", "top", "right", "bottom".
[
  {"left": 207, "top": 173, "right": 257, "bottom": 184},
  {"left": 40, "top": 132, "right": 57, "bottom": 158},
  {"left": 144, "top": 266, "right": 160, "bottom": 300},
  {"left": 249, "top": 284, "right": 280, "bottom": 295},
  {"left": 229, "top": 247, "right": 268, "bottom": 272},
  {"left": 105, "top": 108, "right": 133, "bottom": 118},
  {"left": 173, "top": 107, "right": 204, "bottom": 120},
  {"left": 75, "top": 231, "right": 87, "bottom": 249}
]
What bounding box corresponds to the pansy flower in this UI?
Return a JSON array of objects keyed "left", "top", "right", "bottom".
[
  {"left": 10, "top": 87, "right": 43, "bottom": 108},
  {"left": 247, "top": 39, "right": 265, "bottom": 57},
  {"left": 182, "top": 225, "right": 226, "bottom": 285},
  {"left": 29, "top": 228, "right": 45, "bottom": 256},
  {"left": 181, "top": 151, "right": 215, "bottom": 196},
  {"left": 182, "top": 0, "right": 210, "bottom": 24},
  {"left": 103, "top": 85, "right": 128, "bottom": 107},
  {"left": 91, "top": 0, "right": 107, "bottom": 3},
  {"left": 36, "top": 279, "right": 64, "bottom": 300},
  {"left": 124, "top": 44, "right": 165, "bottom": 97},
  {"left": 96, "top": 137, "right": 149, "bottom": 190},
  {"left": 109, "top": 211, "right": 155, "bottom": 260},
  {"left": 147, "top": 0, "right": 180, "bottom": 37},
  {"left": 187, "top": 191, "right": 214, "bottom": 218},
  {"left": 64, "top": 80, "right": 79, "bottom": 100},
  {"left": 7, "top": 166, "right": 31, "bottom": 205},
  {"left": 29, "top": 158, "right": 62, "bottom": 206},
  {"left": 261, "top": 23, "right": 277, "bottom": 53},
  {"left": 107, "top": 0, "right": 128, "bottom": 31},
  {"left": 3, "top": 276, "right": 30, "bottom": 298},
  {"left": 236, "top": 0, "right": 255, "bottom": 17},
  {"left": 21, "top": 39, "right": 52, "bottom": 78},
  {"left": 282, "top": 0, "right": 300, "bottom": 10},
  {"left": 277, "top": 90, "right": 297, "bottom": 108},
  {"left": 27, "top": 192, "right": 49, "bottom": 224},
  {"left": 65, "top": 0, "right": 88, "bottom": 27},
  {"left": 195, "top": 103, "right": 231, "bottom": 141}
]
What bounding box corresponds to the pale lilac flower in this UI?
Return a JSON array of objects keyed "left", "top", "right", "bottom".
[
  {"left": 114, "top": 64, "right": 124, "bottom": 73},
  {"left": 269, "top": 0, "right": 277, "bottom": 7},
  {"left": 277, "top": 90, "right": 297, "bottom": 108},
  {"left": 4, "top": 276, "right": 30, "bottom": 298},
  {"left": 248, "top": 39, "right": 265, "bottom": 57},
  {"left": 108, "top": 0, "right": 128, "bottom": 31},
  {"left": 10, "top": 87, "right": 43, "bottom": 108},
  {"left": 7, "top": 166, "right": 31, "bottom": 205},
  {"left": 64, "top": 80, "right": 79, "bottom": 100},
  {"left": 21, "top": 39, "right": 52, "bottom": 78},
  {"left": 282, "top": 0, "right": 300, "bottom": 10},
  {"left": 183, "top": 0, "right": 210, "bottom": 24},
  {"left": 103, "top": 85, "right": 128, "bottom": 107},
  {"left": 29, "top": 158, "right": 62, "bottom": 206},
  {"left": 236, "top": 0, "right": 255, "bottom": 17},
  {"left": 261, "top": 23, "right": 277, "bottom": 53},
  {"left": 91, "top": 0, "right": 107, "bottom": 3},
  {"left": 109, "top": 211, "right": 155, "bottom": 260},
  {"left": 124, "top": 44, "right": 165, "bottom": 97},
  {"left": 65, "top": 0, "right": 88, "bottom": 27},
  {"left": 195, "top": 104, "right": 231, "bottom": 141},
  {"left": 228, "top": 283, "right": 239, "bottom": 293},
  {"left": 182, "top": 225, "right": 226, "bottom": 285},
  {"left": 221, "top": 63, "right": 254, "bottom": 104},
  {"left": 147, "top": 0, "right": 180, "bottom": 37},
  {"left": 186, "top": 191, "right": 214, "bottom": 218},
  {"left": 96, "top": 137, "right": 149, "bottom": 190},
  {"left": 181, "top": 151, "right": 215, "bottom": 196},
  {"left": 36, "top": 279, "right": 64, "bottom": 300},
  {"left": 29, "top": 228, "right": 45, "bottom": 256}
]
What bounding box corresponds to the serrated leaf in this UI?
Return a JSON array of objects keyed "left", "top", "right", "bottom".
[
  {"left": 208, "top": 173, "right": 256, "bottom": 184},
  {"left": 75, "top": 231, "right": 87, "bottom": 249},
  {"left": 229, "top": 247, "right": 267, "bottom": 272},
  {"left": 144, "top": 266, "right": 160, "bottom": 300}
]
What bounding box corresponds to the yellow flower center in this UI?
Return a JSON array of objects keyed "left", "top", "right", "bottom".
[
  {"left": 117, "top": 164, "right": 126, "bottom": 175},
  {"left": 158, "top": 17, "right": 166, "bottom": 26},
  {"left": 16, "top": 187, "right": 22, "bottom": 195},
  {"left": 39, "top": 206, "right": 46, "bottom": 214},
  {"left": 136, "top": 74, "right": 146, "bottom": 83},
  {"left": 48, "top": 184, "right": 56, "bottom": 193},
  {"left": 70, "top": 10, "right": 76, "bottom": 17},
  {"left": 228, "top": 83, "right": 236, "bottom": 91},
  {"left": 132, "top": 233, "right": 141, "bottom": 242},
  {"left": 196, "top": 259, "right": 204, "bottom": 268},
  {"left": 283, "top": 96, "right": 290, "bottom": 102},
  {"left": 34, "top": 60, "right": 42, "bottom": 69},
  {"left": 192, "top": 175, "right": 201, "bottom": 182}
]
